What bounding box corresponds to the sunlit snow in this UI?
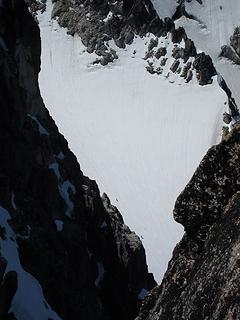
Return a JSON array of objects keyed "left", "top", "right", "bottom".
[
  {"left": 38, "top": 1, "right": 226, "bottom": 282},
  {"left": 170, "top": 0, "right": 240, "bottom": 106}
]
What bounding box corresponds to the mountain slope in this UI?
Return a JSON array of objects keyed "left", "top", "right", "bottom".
[
  {"left": 171, "top": 0, "right": 240, "bottom": 107},
  {"left": 136, "top": 124, "right": 240, "bottom": 320},
  {"left": 38, "top": 0, "right": 228, "bottom": 281},
  {"left": 0, "top": 1, "right": 155, "bottom": 319}
]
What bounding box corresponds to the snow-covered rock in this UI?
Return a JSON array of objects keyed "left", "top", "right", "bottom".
[
  {"left": 38, "top": 0, "right": 228, "bottom": 282},
  {"left": 0, "top": 1, "right": 155, "bottom": 319},
  {"left": 171, "top": 0, "right": 240, "bottom": 106}
]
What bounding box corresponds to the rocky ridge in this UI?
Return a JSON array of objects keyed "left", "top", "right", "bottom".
[
  {"left": 0, "top": 1, "right": 155, "bottom": 319},
  {"left": 221, "top": 27, "right": 240, "bottom": 65},
  {"left": 31, "top": 0, "right": 240, "bottom": 128},
  {"left": 34, "top": 0, "right": 217, "bottom": 87},
  {"left": 136, "top": 124, "right": 240, "bottom": 320},
  {"left": 1, "top": 0, "right": 240, "bottom": 319}
]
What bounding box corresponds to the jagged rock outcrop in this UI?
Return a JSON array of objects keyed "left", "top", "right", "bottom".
[
  {"left": 0, "top": 1, "right": 155, "bottom": 319},
  {"left": 50, "top": 0, "right": 162, "bottom": 65},
  {"left": 136, "top": 124, "right": 240, "bottom": 320},
  {"left": 0, "top": 258, "right": 17, "bottom": 320},
  {"left": 221, "top": 27, "right": 240, "bottom": 65},
  {"left": 43, "top": 0, "right": 216, "bottom": 86},
  {"left": 230, "top": 27, "right": 240, "bottom": 57}
]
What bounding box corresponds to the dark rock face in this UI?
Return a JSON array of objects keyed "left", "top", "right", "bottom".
[
  {"left": 0, "top": 1, "right": 155, "bottom": 319},
  {"left": 36, "top": 0, "right": 220, "bottom": 87},
  {"left": 50, "top": 0, "right": 162, "bottom": 64},
  {"left": 0, "top": 258, "right": 17, "bottom": 320},
  {"left": 221, "top": 27, "right": 240, "bottom": 65},
  {"left": 25, "top": 0, "right": 46, "bottom": 14},
  {"left": 136, "top": 125, "right": 240, "bottom": 320},
  {"left": 193, "top": 52, "right": 216, "bottom": 85},
  {"left": 230, "top": 27, "right": 240, "bottom": 57},
  {"left": 221, "top": 44, "right": 240, "bottom": 65}
]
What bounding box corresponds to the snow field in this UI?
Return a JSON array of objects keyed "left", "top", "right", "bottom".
[{"left": 38, "top": 1, "right": 226, "bottom": 281}]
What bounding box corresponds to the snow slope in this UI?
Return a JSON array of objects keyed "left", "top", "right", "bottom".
[
  {"left": 38, "top": 2, "right": 226, "bottom": 282},
  {"left": 150, "top": 0, "right": 177, "bottom": 19},
  {"left": 171, "top": 0, "right": 240, "bottom": 105}
]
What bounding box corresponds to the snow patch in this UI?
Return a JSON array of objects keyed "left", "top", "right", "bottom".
[
  {"left": 95, "top": 261, "right": 105, "bottom": 287},
  {"left": 59, "top": 180, "right": 76, "bottom": 217},
  {"left": 0, "top": 206, "right": 62, "bottom": 320},
  {"left": 138, "top": 288, "right": 148, "bottom": 300},
  {"left": 56, "top": 152, "right": 65, "bottom": 160},
  {"left": 11, "top": 192, "right": 17, "bottom": 210},
  {"left": 100, "top": 220, "right": 107, "bottom": 229},
  {"left": 38, "top": 1, "right": 226, "bottom": 282},
  {"left": 103, "top": 11, "right": 113, "bottom": 23},
  {"left": 49, "top": 161, "right": 61, "bottom": 180},
  {"left": 0, "top": 36, "right": 7, "bottom": 51},
  {"left": 28, "top": 114, "right": 49, "bottom": 136},
  {"left": 151, "top": 0, "right": 178, "bottom": 19},
  {"left": 175, "top": 0, "right": 240, "bottom": 105},
  {"left": 54, "top": 219, "right": 64, "bottom": 232}
]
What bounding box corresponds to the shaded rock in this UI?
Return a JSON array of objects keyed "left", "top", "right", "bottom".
[
  {"left": 172, "top": 46, "right": 185, "bottom": 59},
  {"left": 221, "top": 45, "right": 240, "bottom": 65},
  {"left": 137, "top": 124, "right": 240, "bottom": 320},
  {"left": 230, "top": 26, "right": 240, "bottom": 56},
  {"left": 48, "top": 0, "right": 165, "bottom": 65},
  {"left": 160, "top": 57, "right": 167, "bottom": 66},
  {"left": 222, "top": 126, "right": 229, "bottom": 140},
  {"left": 193, "top": 52, "right": 216, "bottom": 85},
  {"left": 148, "top": 38, "right": 158, "bottom": 51},
  {"left": 115, "top": 36, "right": 126, "bottom": 49},
  {"left": 164, "top": 17, "right": 175, "bottom": 32},
  {"left": 171, "top": 27, "right": 186, "bottom": 43},
  {"left": 221, "top": 27, "right": 240, "bottom": 65},
  {"left": 144, "top": 50, "right": 154, "bottom": 60},
  {"left": 155, "top": 47, "right": 167, "bottom": 59},
  {"left": 146, "top": 62, "right": 155, "bottom": 74},
  {"left": 125, "top": 30, "right": 134, "bottom": 44},
  {"left": 0, "top": 271, "right": 18, "bottom": 319},
  {"left": 223, "top": 112, "right": 232, "bottom": 125},
  {"left": 0, "top": 2, "right": 156, "bottom": 320},
  {"left": 180, "top": 62, "right": 191, "bottom": 78},
  {"left": 170, "top": 59, "right": 180, "bottom": 73},
  {"left": 156, "top": 67, "right": 163, "bottom": 75},
  {"left": 176, "top": 66, "right": 181, "bottom": 74},
  {"left": 185, "top": 69, "right": 193, "bottom": 83},
  {"left": 184, "top": 38, "right": 197, "bottom": 58},
  {"left": 25, "top": 0, "right": 46, "bottom": 15}
]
